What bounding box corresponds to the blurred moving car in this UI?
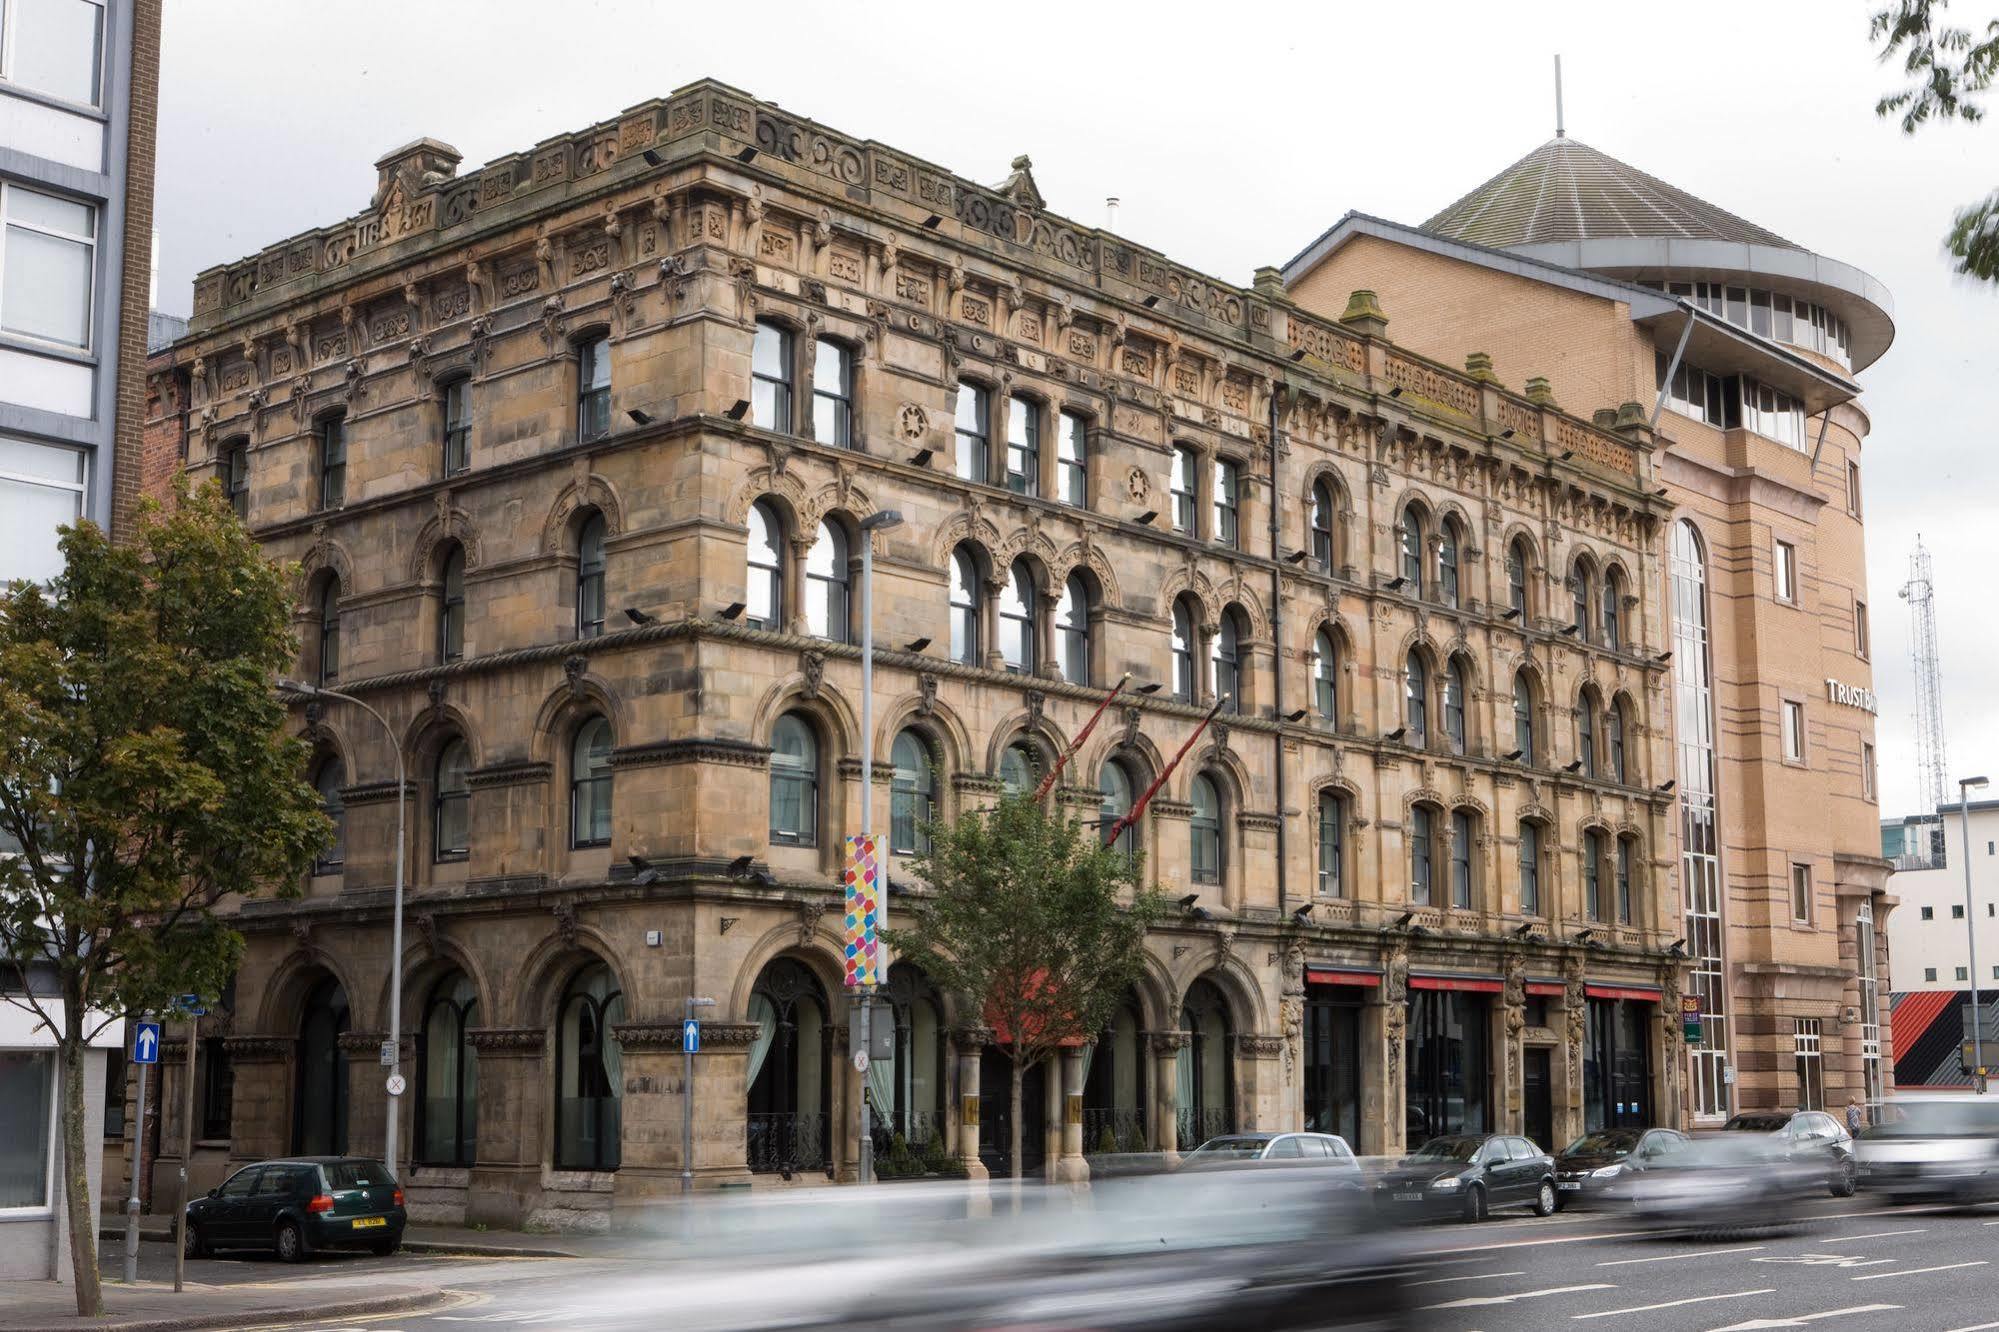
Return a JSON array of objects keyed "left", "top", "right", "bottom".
[
  {"left": 1372, "top": 1133, "right": 1556, "bottom": 1222},
  {"left": 1626, "top": 1133, "right": 1821, "bottom": 1234},
  {"left": 1718, "top": 1110, "right": 1856, "bottom": 1197},
  {"left": 1553, "top": 1127, "right": 1690, "bottom": 1206},
  {"left": 1857, "top": 1097, "right": 1999, "bottom": 1205},
  {"left": 1184, "top": 1131, "right": 1362, "bottom": 1178},
  {"left": 183, "top": 1157, "right": 404, "bottom": 1262}
]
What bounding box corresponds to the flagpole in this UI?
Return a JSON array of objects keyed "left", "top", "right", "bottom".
[
  {"left": 1033, "top": 674, "right": 1130, "bottom": 803},
  {"left": 1107, "top": 694, "right": 1228, "bottom": 846}
]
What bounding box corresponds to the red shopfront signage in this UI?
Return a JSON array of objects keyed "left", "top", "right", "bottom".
[
  {"left": 1524, "top": 981, "right": 1567, "bottom": 997},
  {"left": 1409, "top": 974, "right": 1504, "bottom": 994},
  {"left": 1584, "top": 984, "right": 1663, "bottom": 1003},
  {"left": 1306, "top": 968, "right": 1381, "bottom": 988}
]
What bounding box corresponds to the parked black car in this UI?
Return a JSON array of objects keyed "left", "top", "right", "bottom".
[
  {"left": 1372, "top": 1133, "right": 1557, "bottom": 1222},
  {"left": 1719, "top": 1110, "right": 1855, "bottom": 1197},
  {"left": 1554, "top": 1127, "right": 1690, "bottom": 1206},
  {"left": 184, "top": 1157, "right": 405, "bottom": 1261}
]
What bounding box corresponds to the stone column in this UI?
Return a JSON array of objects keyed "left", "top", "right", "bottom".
[
  {"left": 1236, "top": 1034, "right": 1286, "bottom": 1133},
  {"left": 830, "top": 1021, "right": 858, "bottom": 1184},
  {"left": 220, "top": 1037, "right": 295, "bottom": 1165},
  {"left": 950, "top": 1028, "right": 991, "bottom": 1181},
  {"left": 464, "top": 1027, "right": 546, "bottom": 1230},
  {"left": 690, "top": 1023, "right": 760, "bottom": 1187},
  {"left": 1150, "top": 1030, "right": 1191, "bottom": 1160},
  {"left": 1053, "top": 1045, "right": 1088, "bottom": 1184},
  {"left": 337, "top": 1030, "right": 392, "bottom": 1161},
  {"left": 607, "top": 1021, "right": 685, "bottom": 1206}
]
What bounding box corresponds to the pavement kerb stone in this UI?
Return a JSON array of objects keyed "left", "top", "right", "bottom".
[
  {"left": 98, "top": 1223, "right": 582, "bottom": 1260},
  {"left": 3, "top": 1286, "right": 452, "bottom": 1332}
]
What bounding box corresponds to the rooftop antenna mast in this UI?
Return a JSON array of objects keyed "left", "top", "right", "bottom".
[
  {"left": 1900, "top": 534, "right": 1949, "bottom": 819},
  {"left": 1554, "top": 54, "right": 1565, "bottom": 138}
]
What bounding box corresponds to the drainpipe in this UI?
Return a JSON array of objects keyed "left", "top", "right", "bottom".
[{"left": 1269, "top": 379, "right": 1289, "bottom": 917}]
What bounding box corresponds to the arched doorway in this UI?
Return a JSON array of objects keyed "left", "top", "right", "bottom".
[
  {"left": 1082, "top": 989, "right": 1148, "bottom": 1155},
  {"left": 293, "top": 976, "right": 349, "bottom": 1156},
  {"left": 978, "top": 1047, "right": 1045, "bottom": 1177},
  {"left": 873, "top": 965, "right": 946, "bottom": 1156},
  {"left": 417, "top": 972, "right": 479, "bottom": 1166},
  {"left": 745, "top": 959, "right": 830, "bottom": 1176},
  {"left": 554, "top": 962, "right": 623, "bottom": 1171},
  {"left": 1177, "top": 978, "right": 1234, "bottom": 1148}
]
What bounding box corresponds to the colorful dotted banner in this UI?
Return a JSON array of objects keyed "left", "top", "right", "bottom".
[{"left": 842, "top": 834, "right": 881, "bottom": 989}]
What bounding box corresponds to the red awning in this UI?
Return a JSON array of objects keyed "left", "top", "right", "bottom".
[
  {"left": 1525, "top": 981, "right": 1567, "bottom": 997},
  {"left": 1585, "top": 984, "right": 1663, "bottom": 1003},
  {"left": 1409, "top": 974, "right": 1503, "bottom": 994},
  {"left": 1306, "top": 968, "right": 1382, "bottom": 988}
]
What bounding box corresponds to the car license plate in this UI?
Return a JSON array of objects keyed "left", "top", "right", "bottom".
[
  {"left": 1558, "top": 1182, "right": 1582, "bottom": 1191},
  {"left": 1393, "top": 1191, "right": 1422, "bottom": 1201},
  {"left": 352, "top": 1216, "right": 387, "bottom": 1229}
]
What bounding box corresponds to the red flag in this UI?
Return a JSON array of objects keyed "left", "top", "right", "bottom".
[
  {"left": 1032, "top": 673, "right": 1130, "bottom": 803},
  {"left": 1106, "top": 694, "right": 1228, "bottom": 846}
]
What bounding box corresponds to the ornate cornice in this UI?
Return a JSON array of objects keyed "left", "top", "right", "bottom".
[
  {"left": 951, "top": 773, "right": 1003, "bottom": 796},
  {"left": 694, "top": 1022, "right": 763, "bottom": 1051},
  {"left": 1236, "top": 811, "right": 1281, "bottom": 833},
  {"left": 467, "top": 759, "right": 553, "bottom": 790},
  {"left": 466, "top": 1027, "right": 546, "bottom": 1057},
  {"left": 1150, "top": 799, "right": 1194, "bottom": 820},
  {"left": 341, "top": 778, "right": 413, "bottom": 807},
  {"left": 610, "top": 737, "right": 770, "bottom": 770},
  {"left": 609, "top": 1022, "right": 686, "bottom": 1053},
  {"left": 222, "top": 1036, "right": 296, "bottom": 1063}
]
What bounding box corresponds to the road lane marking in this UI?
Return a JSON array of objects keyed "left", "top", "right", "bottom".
[
  {"left": 1424, "top": 1282, "right": 1614, "bottom": 1310},
  {"left": 1941, "top": 1322, "right": 1999, "bottom": 1331},
  {"left": 1597, "top": 1245, "right": 1764, "bottom": 1266},
  {"left": 1408, "top": 1268, "right": 1527, "bottom": 1286},
  {"left": 1850, "top": 1260, "right": 1988, "bottom": 1281},
  {"left": 1705, "top": 1304, "right": 1900, "bottom": 1330},
  {"left": 1752, "top": 1255, "right": 1892, "bottom": 1269},
  {"left": 1838, "top": 1228, "right": 1925, "bottom": 1240},
  {"left": 1571, "top": 1288, "right": 1776, "bottom": 1319},
  {"left": 1426, "top": 1229, "right": 1652, "bottom": 1254}
]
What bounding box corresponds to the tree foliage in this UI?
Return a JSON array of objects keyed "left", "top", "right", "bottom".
[
  {"left": 882, "top": 792, "right": 1168, "bottom": 1179},
  {"left": 0, "top": 478, "right": 327, "bottom": 1312},
  {"left": 1873, "top": 1, "right": 1999, "bottom": 279}
]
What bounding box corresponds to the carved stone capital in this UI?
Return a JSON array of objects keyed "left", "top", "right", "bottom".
[
  {"left": 466, "top": 1027, "right": 547, "bottom": 1058},
  {"left": 609, "top": 1022, "right": 685, "bottom": 1053},
  {"left": 950, "top": 1026, "right": 996, "bottom": 1052},
  {"left": 1149, "top": 1029, "right": 1193, "bottom": 1054},
  {"left": 222, "top": 1036, "right": 295, "bottom": 1063},
  {"left": 694, "top": 1022, "right": 764, "bottom": 1052},
  {"left": 1236, "top": 1033, "right": 1286, "bottom": 1059}
]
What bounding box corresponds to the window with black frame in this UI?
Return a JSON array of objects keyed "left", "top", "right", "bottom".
[
  {"left": 433, "top": 738, "right": 470, "bottom": 861},
  {"left": 1056, "top": 574, "right": 1091, "bottom": 685},
  {"left": 1099, "top": 759, "right": 1138, "bottom": 866},
  {"left": 312, "top": 757, "right": 344, "bottom": 874},
  {"left": 576, "top": 336, "right": 611, "bottom": 442},
  {"left": 746, "top": 958, "right": 830, "bottom": 1174},
  {"left": 1082, "top": 990, "right": 1149, "bottom": 1155},
  {"left": 1407, "top": 987, "right": 1490, "bottom": 1139},
  {"left": 805, "top": 520, "right": 851, "bottom": 643},
  {"left": 889, "top": 729, "right": 935, "bottom": 858},
  {"left": 438, "top": 544, "right": 465, "bottom": 663},
  {"left": 570, "top": 716, "right": 612, "bottom": 849},
  {"left": 1006, "top": 394, "right": 1039, "bottom": 495},
  {"left": 574, "top": 512, "right": 606, "bottom": 640},
  {"left": 315, "top": 415, "right": 346, "bottom": 511},
  {"left": 753, "top": 321, "right": 793, "bottom": 432},
  {"left": 872, "top": 965, "right": 946, "bottom": 1155},
  {"left": 418, "top": 973, "right": 478, "bottom": 1166},
  {"left": 199, "top": 1038, "right": 233, "bottom": 1141},
  {"left": 811, "top": 338, "right": 853, "bottom": 446},
  {"left": 744, "top": 501, "right": 784, "bottom": 631},
  {"left": 1177, "top": 978, "right": 1235, "bottom": 1147},
  {"left": 769, "top": 713, "right": 818, "bottom": 846},
  {"left": 442, "top": 379, "right": 471, "bottom": 477},
  {"left": 554, "top": 962, "right": 622, "bottom": 1171},
  {"left": 224, "top": 438, "right": 250, "bottom": 519}
]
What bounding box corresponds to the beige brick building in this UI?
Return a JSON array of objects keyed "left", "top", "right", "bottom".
[
  {"left": 1284, "top": 136, "right": 1896, "bottom": 1124},
  {"left": 143, "top": 81, "right": 1693, "bottom": 1229}
]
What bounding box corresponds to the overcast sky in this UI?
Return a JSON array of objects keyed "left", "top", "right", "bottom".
[{"left": 155, "top": 0, "right": 1998, "bottom": 819}]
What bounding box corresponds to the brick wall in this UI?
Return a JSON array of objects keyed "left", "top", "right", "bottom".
[{"left": 108, "top": 0, "right": 163, "bottom": 540}]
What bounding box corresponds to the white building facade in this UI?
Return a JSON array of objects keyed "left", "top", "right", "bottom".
[{"left": 1887, "top": 801, "right": 1999, "bottom": 992}]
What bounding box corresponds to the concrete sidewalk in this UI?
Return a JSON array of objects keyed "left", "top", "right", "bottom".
[
  {"left": 0, "top": 1274, "right": 450, "bottom": 1332},
  {"left": 100, "top": 1214, "right": 598, "bottom": 1259}
]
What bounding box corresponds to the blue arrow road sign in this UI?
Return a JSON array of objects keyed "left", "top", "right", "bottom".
[
  {"left": 133, "top": 1021, "right": 160, "bottom": 1065},
  {"left": 175, "top": 994, "right": 206, "bottom": 1017},
  {"left": 683, "top": 1020, "right": 700, "bottom": 1054}
]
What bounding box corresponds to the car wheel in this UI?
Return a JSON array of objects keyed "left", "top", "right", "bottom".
[
  {"left": 182, "top": 1222, "right": 208, "bottom": 1260},
  {"left": 1461, "top": 1184, "right": 1488, "bottom": 1223},
  {"left": 1830, "top": 1164, "right": 1857, "bottom": 1199},
  {"left": 368, "top": 1238, "right": 400, "bottom": 1257},
  {"left": 274, "top": 1219, "right": 307, "bottom": 1263},
  {"left": 1534, "top": 1180, "right": 1558, "bottom": 1216}
]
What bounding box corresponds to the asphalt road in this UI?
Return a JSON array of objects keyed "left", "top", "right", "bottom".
[{"left": 179, "top": 1194, "right": 1999, "bottom": 1332}]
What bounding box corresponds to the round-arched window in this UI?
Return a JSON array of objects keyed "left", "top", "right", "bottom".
[
  {"left": 554, "top": 962, "right": 623, "bottom": 1171},
  {"left": 418, "top": 972, "right": 478, "bottom": 1166},
  {"left": 890, "top": 730, "right": 935, "bottom": 856},
  {"left": 769, "top": 713, "right": 818, "bottom": 846},
  {"left": 570, "top": 716, "right": 613, "bottom": 849}
]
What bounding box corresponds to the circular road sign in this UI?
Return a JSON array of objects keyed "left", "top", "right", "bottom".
[
  {"left": 852, "top": 1051, "right": 869, "bottom": 1075},
  {"left": 386, "top": 1073, "right": 407, "bottom": 1097}
]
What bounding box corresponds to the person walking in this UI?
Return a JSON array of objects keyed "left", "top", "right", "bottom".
[{"left": 1846, "top": 1097, "right": 1865, "bottom": 1135}]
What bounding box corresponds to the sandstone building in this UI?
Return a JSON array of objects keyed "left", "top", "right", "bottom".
[{"left": 147, "top": 80, "right": 1702, "bottom": 1228}]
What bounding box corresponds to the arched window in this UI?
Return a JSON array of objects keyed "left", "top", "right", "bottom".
[
  {"left": 1443, "top": 657, "right": 1468, "bottom": 755},
  {"left": 1610, "top": 697, "right": 1630, "bottom": 783},
  {"left": 1602, "top": 567, "right": 1625, "bottom": 651},
  {"left": 1410, "top": 804, "right": 1435, "bottom": 904},
  {"left": 1099, "top": 760, "right": 1137, "bottom": 863},
  {"left": 746, "top": 501, "right": 784, "bottom": 631},
  {"left": 417, "top": 973, "right": 478, "bottom": 1167},
  {"left": 999, "top": 560, "right": 1036, "bottom": 674},
  {"left": 1617, "top": 835, "right": 1636, "bottom": 924},
  {"left": 1404, "top": 651, "right": 1427, "bottom": 744},
  {"left": 1171, "top": 597, "right": 1199, "bottom": 702},
  {"left": 433, "top": 738, "right": 470, "bottom": 860},
  {"left": 1571, "top": 559, "right": 1595, "bottom": 642},
  {"left": 439, "top": 544, "right": 465, "bottom": 663},
  {"left": 1171, "top": 445, "right": 1199, "bottom": 534},
  {"left": 1584, "top": 829, "right": 1607, "bottom": 919},
  {"left": 1450, "top": 808, "right": 1476, "bottom": 909},
  {"left": 746, "top": 959, "right": 829, "bottom": 1174},
  {"left": 312, "top": 758, "right": 344, "bottom": 874},
  {"left": 950, "top": 547, "right": 982, "bottom": 666},
  {"left": 1309, "top": 479, "right": 1336, "bottom": 572},
  {"left": 575, "top": 512, "right": 606, "bottom": 640},
  {"left": 1312, "top": 629, "right": 1338, "bottom": 722},
  {"left": 1057, "top": 574, "right": 1091, "bottom": 685},
  {"left": 769, "top": 713, "right": 818, "bottom": 846},
  {"left": 1398, "top": 505, "right": 1425, "bottom": 593},
  {"left": 1211, "top": 607, "right": 1244, "bottom": 713},
  {"left": 1177, "top": 978, "right": 1235, "bottom": 1145},
  {"left": 554, "top": 962, "right": 623, "bottom": 1171},
  {"left": 1512, "top": 672, "right": 1536, "bottom": 763},
  {"left": 805, "top": 520, "right": 850, "bottom": 643},
  {"left": 1000, "top": 741, "right": 1039, "bottom": 797},
  {"left": 1317, "top": 790, "right": 1346, "bottom": 897},
  {"left": 1506, "top": 538, "right": 1531, "bottom": 620},
  {"left": 1577, "top": 688, "right": 1599, "bottom": 778},
  {"left": 811, "top": 338, "right": 854, "bottom": 447},
  {"left": 1673, "top": 518, "right": 1727, "bottom": 1118},
  {"left": 293, "top": 977, "right": 349, "bottom": 1156},
  {"left": 1518, "top": 821, "right": 1542, "bottom": 915},
  {"left": 878, "top": 965, "right": 947, "bottom": 1149},
  {"left": 1189, "top": 774, "right": 1222, "bottom": 885},
  {"left": 889, "top": 730, "right": 935, "bottom": 857},
  {"left": 570, "top": 716, "right": 613, "bottom": 849},
  {"left": 316, "top": 578, "right": 341, "bottom": 686},
  {"left": 1083, "top": 989, "right": 1148, "bottom": 1154},
  {"left": 1438, "top": 518, "right": 1461, "bottom": 608}
]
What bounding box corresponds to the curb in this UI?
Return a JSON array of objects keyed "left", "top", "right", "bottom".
[
  {"left": 100, "top": 1224, "right": 580, "bottom": 1261},
  {"left": 7, "top": 1286, "right": 454, "bottom": 1332}
]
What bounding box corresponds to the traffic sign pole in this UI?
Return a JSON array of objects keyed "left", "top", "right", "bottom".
[
  {"left": 122, "top": 1020, "right": 151, "bottom": 1284},
  {"left": 681, "top": 998, "right": 713, "bottom": 1196},
  {"left": 173, "top": 1010, "right": 197, "bottom": 1294}
]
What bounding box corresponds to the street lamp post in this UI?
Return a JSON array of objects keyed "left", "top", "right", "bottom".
[
  {"left": 855, "top": 509, "right": 903, "bottom": 1187},
  {"left": 278, "top": 680, "right": 408, "bottom": 1169},
  {"left": 1962, "top": 775, "right": 1991, "bottom": 1089}
]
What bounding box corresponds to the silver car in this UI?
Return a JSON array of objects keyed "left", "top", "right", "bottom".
[{"left": 1858, "top": 1097, "right": 1999, "bottom": 1205}]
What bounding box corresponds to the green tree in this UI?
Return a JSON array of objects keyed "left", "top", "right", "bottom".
[
  {"left": 1873, "top": 1, "right": 1999, "bottom": 279},
  {"left": 0, "top": 479, "right": 326, "bottom": 1314},
  {"left": 883, "top": 792, "right": 1167, "bottom": 1181}
]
